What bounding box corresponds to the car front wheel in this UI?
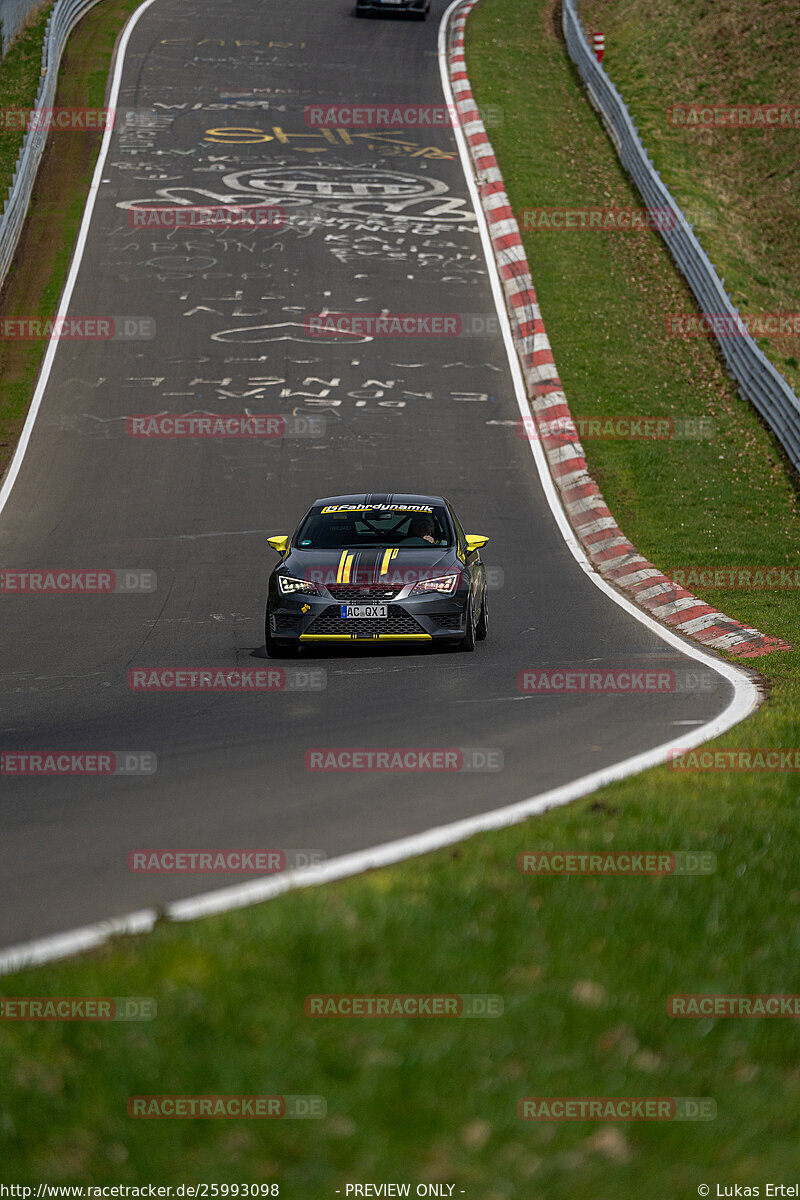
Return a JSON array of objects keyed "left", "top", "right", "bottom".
[
  {"left": 476, "top": 586, "right": 488, "bottom": 640},
  {"left": 459, "top": 596, "right": 476, "bottom": 652}
]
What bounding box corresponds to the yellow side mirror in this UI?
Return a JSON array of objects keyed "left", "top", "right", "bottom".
[
  {"left": 465, "top": 534, "right": 489, "bottom": 553},
  {"left": 266, "top": 535, "right": 289, "bottom": 554}
]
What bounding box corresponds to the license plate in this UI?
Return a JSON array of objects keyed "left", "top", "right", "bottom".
[{"left": 341, "top": 604, "right": 387, "bottom": 619}]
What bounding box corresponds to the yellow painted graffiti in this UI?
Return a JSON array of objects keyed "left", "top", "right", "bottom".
[{"left": 203, "top": 126, "right": 456, "bottom": 160}]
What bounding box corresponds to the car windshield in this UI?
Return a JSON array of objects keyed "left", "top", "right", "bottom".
[{"left": 295, "top": 505, "right": 453, "bottom": 549}]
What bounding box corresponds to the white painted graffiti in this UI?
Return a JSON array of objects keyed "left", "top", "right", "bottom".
[{"left": 116, "top": 162, "right": 478, "bottom": 229}]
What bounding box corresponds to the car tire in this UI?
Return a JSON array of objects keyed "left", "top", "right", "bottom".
[
  {"left": 354, "top": 4, "right": 369, "bottom": 15},
  {"left": 459, "top": 597, "right": 476, "bottom": 652},
  {"left": 265, "top": 611, "right": 298, "bottom": 658},
  {"left": 475, "top": 586, "right": 488, "bottom": 640}
]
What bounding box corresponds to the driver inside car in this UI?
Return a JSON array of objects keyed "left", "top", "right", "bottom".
[{"left": 407, "top": 515, "right": 436, "bottom": 544}]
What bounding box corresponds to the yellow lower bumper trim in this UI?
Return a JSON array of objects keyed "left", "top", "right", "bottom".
[{"left": 300, "top": 633, "right": 432, "bottom": 642}]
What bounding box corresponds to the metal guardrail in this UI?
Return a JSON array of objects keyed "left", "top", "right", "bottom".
[
  {"left": 0, "top": 0, "right": 106, "bottom": 288},
  {"left": 563, "top": 0, "right": 800, "bottom": 475}
]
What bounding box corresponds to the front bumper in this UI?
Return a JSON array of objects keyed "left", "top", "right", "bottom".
[{"left": 269, "top": 593, "right": 467, "bottom": 644}]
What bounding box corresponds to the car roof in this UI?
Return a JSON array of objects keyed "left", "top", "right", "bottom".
[{"left": 311, "top": 492, "right": 447, "bottom": 507}]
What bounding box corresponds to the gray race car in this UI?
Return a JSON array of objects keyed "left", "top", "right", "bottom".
[{"left": 265, "top": 492, "right": 488, "bottom": 656}]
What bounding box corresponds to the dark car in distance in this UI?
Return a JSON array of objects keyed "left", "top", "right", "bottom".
[
  {"left": 265, "top": 493, "right": 488, "bottom": 656},
  {"left": 354, "top": 0, "right": 430, "bottom": 19}
]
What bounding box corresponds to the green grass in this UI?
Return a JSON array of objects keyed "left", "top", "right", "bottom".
[
  {"left": 2, "top": 0, "right": 800, "bottom": 1191},
  {"left": 0, "top": 185, "right": 90, "bottom": 454},
  {"left": 3, "top": 786, "right": 800, "bottom": 1190},
  {"left": 0, "top": 4, "right": 54, "bottom": 203},
  {"left": 578, "top": 0, "right": 800, "bottom": 394},
  {"left": 0, "top": 0, "right": 143, "bottom": 473}
]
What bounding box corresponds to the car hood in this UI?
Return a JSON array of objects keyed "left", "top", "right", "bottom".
[{"left": 280, "top": 545, "right": 459, "bottom": 590}]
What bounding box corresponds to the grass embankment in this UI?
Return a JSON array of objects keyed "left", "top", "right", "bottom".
[
  {"left": 2, "top": 0, "right": 800, "bottom": 1192},
  {"left": 0, "top": 5, "right": 54, "bottom": 201},
  {"left": 579, "top": 0, "right": 800, "bottom": 395},
  {"left": 0, "top": 0, "right": 143, "bottom": 475}
]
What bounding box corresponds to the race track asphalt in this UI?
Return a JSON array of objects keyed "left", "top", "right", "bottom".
[{"left": 0, "top": 0, "right": 735, "bottom": 947}]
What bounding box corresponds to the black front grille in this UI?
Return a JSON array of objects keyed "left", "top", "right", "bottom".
[
  {"left": 272, "top": 613, "right": 297, "bottom": 633},
  {"left": 430, "top": 612, "right": 463, "bottom": 629},
  {"left": 327, "top": 585, "right": 399, "bottom": 601},
  {"left": 307, "top": 604, "right": 424, "bottom": 636}
]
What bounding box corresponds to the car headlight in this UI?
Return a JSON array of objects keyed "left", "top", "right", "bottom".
[
  {"left": 410, "top": 574, "right": 459, "bottom": 596},
  {"left": 278, "top": 575, "right": 319, "bottom": 596}
]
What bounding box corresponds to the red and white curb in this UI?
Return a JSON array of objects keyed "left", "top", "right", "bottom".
[{"left": 448, "top": 2, "right": 790, "bottom": 660}]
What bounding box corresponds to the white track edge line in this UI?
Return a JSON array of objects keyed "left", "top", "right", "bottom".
[
  {"left": 0, "top": 0, "right": 760, "bottom": 977},
  {"left": 0, "top": 723, "right": 748, "bottom": 976},
  {"left": 0, "top": 0, "right": 161, "bottom": 515}
]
